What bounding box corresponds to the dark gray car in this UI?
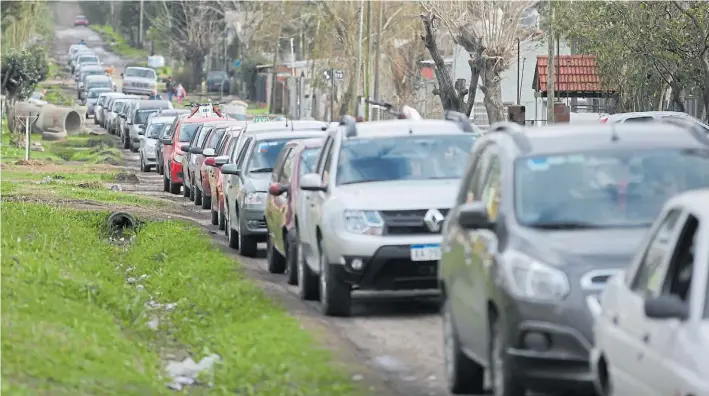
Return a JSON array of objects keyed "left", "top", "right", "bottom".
[{"left": 438, "top": 121, "right": 709, "bottom": 396}]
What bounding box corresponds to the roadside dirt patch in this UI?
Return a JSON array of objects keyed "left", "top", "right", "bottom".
[
  {"left": 114, "top": 172, "right": 140, "bottom": 183},
  {"left": 13, "top": 160, "right": 46, "bottom": 166}
]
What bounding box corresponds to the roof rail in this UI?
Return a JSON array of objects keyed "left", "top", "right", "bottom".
[
  {"left": 659, "top": 118, "right": 709, "bottom": 145},
  {"left": 443, "top": 110, "right": 479, "bottom": 134},
  {"left": 487, "top": 121, "right": 531, "bottom": 152},
  {"left": 340, "top": 115, "right": 357, "bottom": 137}
]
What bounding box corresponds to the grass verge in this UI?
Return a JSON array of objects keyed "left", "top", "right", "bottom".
[
  {"left": 1, "top": 180, "right": 164, "bottom": 208},
  {"left": 1, "top": 128, "right": 122, "bottom": 165},
  {"left": 1, "top": 202, "right": 362, "bottom": 396}
]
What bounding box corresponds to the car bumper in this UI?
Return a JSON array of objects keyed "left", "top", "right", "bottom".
[
  {"left": 240, "top": 206, "right": 267, "bottom": 239},
  {"left": 498, "top": 289, "right": 596, "bottom": 393},
  {"left": 122, "top": 87, "right": 153, "bottom": 95}
]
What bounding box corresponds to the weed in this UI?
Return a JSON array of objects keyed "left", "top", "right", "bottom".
[{"left": 2, "top": 203, "right": 363, "bottom": 395}]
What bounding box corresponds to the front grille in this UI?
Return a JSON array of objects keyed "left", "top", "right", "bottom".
[
  {"left": 377, "top": 259, "right": 438, "bottom": 278},
  {"left": 380, "top": 208, "right": 449, "bottom": 235}
]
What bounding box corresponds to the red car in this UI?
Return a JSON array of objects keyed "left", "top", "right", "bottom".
[
  {"left": 161, "top": 105, "right": 227, "bottom": 194},
  {"left": 74, "top": 15, "right": 89, "bottom": 26},
  {"left": 264, "top": 138, "right": 323, "bottom": 284},
  {"left": 204, "top": 125, "right": 244, "bottom": 229},
  {"left": 192, "top": 120, "right": 241, "bottom": 208}
]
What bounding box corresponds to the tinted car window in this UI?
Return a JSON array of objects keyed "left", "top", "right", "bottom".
[
  {"left": 279, "top": 149, "right": 296, "bottom": 183},
  {"left": 178, "top": 124, "right": 201, "bottom": 143},
  {"left": 196, "top": 126, "right": 213, "bottom": 148},
  {"left": 146, "top": 123, "right": 167, "bottom": 139},
  {"left": 248, "top": 138, "right": 307, "bottom": 172},
  {"left": 207, "top": 129, "right": 226, "bottom": 149},
  {"left": 299, "top": 147, "right": 321, "bottom": 176},
  {"left": 336, "top": 135, "right": 475, "bottom": 186},
  {"left": 114, "top": 102, "right": 126, "bottom": 112},
  {"left": 514, "top": 148, "right": 709, "bottom": 227},
  {"left": 88, "top": 89, "right": 110, "bottom": 99},
  {"left": 124, "top": 68, "right": 156, "bottom": 79}
]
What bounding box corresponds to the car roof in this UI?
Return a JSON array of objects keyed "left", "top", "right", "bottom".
[
  {"left": 148, "top": 116, "right": 176, "bottom": 124},
  {"left": 156, "top": 109, "right": 190, "bottom": 115},
  {"left": 665, "top": 189, "right": 709, "bottom": 218},
  {"left": 507, "top": 123, "right": 708, "bottom": 156},
  {"left": 88, "top": 87, "right": 111, "bottom": 92},
  {"left": 245, "top": 120, "right": 328, "bottom": 132},
  {"left": 346, "top": 119, "right": 466, "bottom": 139},
  {"left": 134, "top": 100, "right": 171, "bottom": 108},
  {"left": 81, "top": 65, "right": 104, "bottom": 71},
  {"left": 180, "top": 116, "right": 228, "bottom": 124},
  {"left": 86, "top": 75, "right": 110, "bottom": 81},
  {"left": 125, "top": 66, "right": 153, "bottom": 71},
  {"left": 296, "top": 137, "right": 325, "bottom": 149},
  {"left": 251, "top": 130, "right": 326, "bottom": 141},
  {"left": 98, "top": 92, "right": 125, "bottom": 98}
]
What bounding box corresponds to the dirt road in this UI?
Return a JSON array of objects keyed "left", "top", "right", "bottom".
[{"left": 50, "top": 4, "right": 452, "bottom": 396}]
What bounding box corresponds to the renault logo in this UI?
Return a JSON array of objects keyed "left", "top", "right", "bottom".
[{"left": 423, "top": 209, "right": 445, "bottom": 232}]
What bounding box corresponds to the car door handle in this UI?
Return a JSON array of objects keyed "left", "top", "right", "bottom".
[
  {"left": 642, "top": 333, "right": 650, "bottom": 344},
  {"left": 611, "top": 315, "right": 618, "bottom": 325}
]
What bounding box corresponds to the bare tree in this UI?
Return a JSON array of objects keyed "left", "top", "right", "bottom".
[
  {"left": 150, "top": 1, "right": 226, "bottom": 90},
  {"left": 420, "top": 1, "right": 537, "bottom": 122}
]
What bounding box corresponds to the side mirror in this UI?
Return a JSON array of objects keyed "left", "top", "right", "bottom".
[
  {"left": 644, "top": 295, "right": 689, "bottom": 321},
  {"left": 189, "top": 147, "right": 203, "bottom": 155},
  {"left": 221, "top": 163, "right": 241, "bottom": 175},
  {"left": 120, "top": 73, "right": 124, "bottom": 79},
  {"left": 204, "top": 157, "right": 216, "bottom": 167},
  {"left": 268, "top": 182, "right": 289, "bottom": 196},
  {"left": 458, "top": 202, "right": 494, "bottom": 229},
  {"left": 180, "top": 144, "right": 190, "bottom": 151},
  {"left": 138, "top": 130, "right": 145, "bottom": 135},
  {"left": 214, "top": 156, "right": 229, "bottom": 167},
  {"left": 203, "top": 148, "right": 216, "bottom": 157},
  {"left": 126, "top": 119, "right": 133, "bottom": 125},
  {"left": 161, "top": 138, "right": 173, "bottom": 145},
  {"left": 119, "top": 114, "right": 126, "bottom": 119},
  {"left": 300, "top": 173, "right": 325, "bottom": 192}
]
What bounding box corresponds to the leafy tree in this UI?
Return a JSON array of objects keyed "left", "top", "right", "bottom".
[{"left": 1, "top": 44, "right": 49, "bottom": 102}]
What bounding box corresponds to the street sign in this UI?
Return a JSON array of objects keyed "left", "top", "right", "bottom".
[
  {"left": 323, "top": 69, "right": 345, "bottom": 81},
  {"left": 252, "top": 116, "right": 270, "bottom": 123},
  {"left": 233, "top": 59, "right": 242, "bottom": 68}
]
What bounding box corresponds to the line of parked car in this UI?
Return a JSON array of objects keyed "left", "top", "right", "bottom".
[{"left": 87, "top": 88, "right": 709, "bottom": 396}]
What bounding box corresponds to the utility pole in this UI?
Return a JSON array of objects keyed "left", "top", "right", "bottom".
[
  {"left": 372, "top": 0, "right": 383, "bottom": 120},
  {"left": 546, "top": 0, "right": 555, "bottom": 124},
  {"left": 139, "top": 0, "right": 144, "bottom": 45},
  {"left": 364, "top": 0, "right": 372, "bottom": 120},
  {"left": 270, "top": 17, "right": 284, "bottom": 114},
  {"left": 351, "top": 0, "right": 365, "bottom": 115}
]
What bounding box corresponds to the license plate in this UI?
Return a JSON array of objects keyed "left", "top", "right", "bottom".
[{"left": 410, "top": 244, "right": 441, "bottom": 262}]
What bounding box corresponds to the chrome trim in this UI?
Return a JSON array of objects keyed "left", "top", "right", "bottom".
[{"left": 580, "top": 269, "right": 624, "bottom": 291}]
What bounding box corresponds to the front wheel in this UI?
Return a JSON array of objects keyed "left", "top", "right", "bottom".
[
  {"left": 266, "top": 237, "right": 286, "bottom": 274},
  {"left": 169, "top": 181, "right": 181, "bottom": 195},
  {"left": 489, "top": 316, "right": 526, "bottom": 396},
  {"left": 163, "top": 175, "right": 170, "bottom": 192},
  {"left": 442, "top": 299, "right": 485, "bottom": 394},
  {"left": 285, "top": 229, "right": 298, "bottom": 285},
  {"left": 182, "top": 183, "right": 190, "bottom": 198},
  {"left": 194, "top": 185, "right": 202, "bottom": 206},
  {"left": 318, "top": 243, "right": 351, "bottom": 317}
]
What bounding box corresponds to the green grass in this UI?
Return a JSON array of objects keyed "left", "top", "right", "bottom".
[
  {"left": 1, "top": 167, "right": 120, "bottom": 182},
  {"left": 90, "top": 25, "right": 148, "bottom": 60},
  {"left": 42, "top": 88, "right": 74, "bottom": 106},
  {"left": 1, "top": 130, "right": 122, "bottom": 165},
  {"left": 1, "top": 180, "right": 163, "bottom": 208},
  {"left": 1, "top": 203, "right": 362, "bottom": 395}
]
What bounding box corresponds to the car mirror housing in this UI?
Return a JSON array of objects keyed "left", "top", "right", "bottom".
[
  {"left": 300, "top": 173, "right": 325, "bottom": 192},
  {"left": 644, "top": 295, "right": 689, "bottom": 321},
  {"left": 221, "top": 164, "right": 241, "bottom": 175},
  {"left": 458, "top": 202, "right": 494, "bottom": 230}
]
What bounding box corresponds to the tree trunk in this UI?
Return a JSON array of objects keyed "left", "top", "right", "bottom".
[
  {"left": 480, "top": 58, "right": 505, "bottom": 124},
  {"left": 339, "top": 77, "right": 354, "bottom": 117},
  {"left": 669, "top": 82, "right": 685, "bottom": 112},
  {"left": 701, "top": 51, "right": 709, "bottom": 122},
  {"left": 420, "top": 12, "right": 460, "bottom": 112},
  {"left": 190, "top": 55, "right": 204, "bottom": 93}
]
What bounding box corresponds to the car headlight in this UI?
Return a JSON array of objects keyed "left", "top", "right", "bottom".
[
  {"left": 244, "top": 192, "right": 267, "bottom": 206},
  {"left": 173, "top": 154, "right": 184, "bottom": 163},
  {"left": 503, "top": 250, "right": 570, "bottom": 301},
  {"left": 343, "top": 210, "right": 384, "bottom": 235}
]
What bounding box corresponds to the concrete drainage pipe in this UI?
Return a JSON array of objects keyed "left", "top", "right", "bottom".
[{"left": 106, "top": 212, "right": 138, "bottom": 234}]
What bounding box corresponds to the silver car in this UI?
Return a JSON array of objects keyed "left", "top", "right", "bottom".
[
  {"left": 80, "top": 75, "right": 113, "bottom": 100},
  {"left": 123, "top": 100, "right": 173, "bottom": 151},
  {"left": 220, "top": 125, "right": 328, "bottom": 257},
  {"left": 591, "top": 188, "right": 709, "bottom": 396},
  {"left": 296, "top": 115, "right": 478, "bottom": 316},
  {"left": 138, "top": 119, "right": 172, "bottom": 172},
  {"left": 121, "top": 67, "right": 158, "bottom": 96},
  {"left": 95, "top": 92, "right": 125, "bottom": 126},
  {"left": 602, "top": 111, "right": 709, "bottom": 134},
  {"left": 84, "top": 88, "right": 112, "bottom": 118}
]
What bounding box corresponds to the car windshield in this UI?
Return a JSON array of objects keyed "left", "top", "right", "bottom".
[
  {"left": 80, "top": 57, "right": 98, "bottom": 64},
  {"left": 146, "top": 123, "right": 166, "bottom": 139},
  {"left": 114, "top": 102, "right": 125, "bottom": 112},
  {"left": 515, "top": 148, "right": 709, "bottom": 228},
  {"left": 336, "top": 134, "right": 475, "bottom": 185},
  {"left": 88, "top": 89, "right": 110, "bottom": 99},
  {"left": 125, "top": 68, "right": 156, "bottom": 79},
  {"left": 299, "top": 147, "right": 321, "bottom": 176},
  {"left": 84, "top": 70, "right": 103, "bottom": 77},
  {"left": 134, "top": 109, "right": 158, "bottom": 125},
  {"left": 178, "top": 124, "right": 201, "bottom": 142},
  {"left": 249, "top": 138, "right": 308, "bottom": 173},
  {"left": 88, "top": 80, "right": 111, "bottom": 89}
]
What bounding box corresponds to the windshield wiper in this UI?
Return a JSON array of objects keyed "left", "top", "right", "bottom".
[
  {"left": 249, "top": 167, "right": 273, "bottom": 173},
  {"left": 528, "top": 221, "right": 602, "bottom": 230}
]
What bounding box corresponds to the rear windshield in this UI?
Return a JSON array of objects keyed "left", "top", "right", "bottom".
[
  {"left": 79, "top": 56, "right": 98, "bottom": 64},
  {"left": 178, "top": 124, "right": 201, "bottom": 142},
  {"left": 134, "top": 109, "right": 158, "bottom": 125},
  {"left": 146, "top": 123, "right": 167, "bottom": 139},
  {"left": 113, "top": 102, "right": 126, "bottom": 112},
  {"left": 124, "top": 68, "right": 156, "bottom": 79},
  {"left": 88, "top": 89, "right": 110, "bottom": 99},
  {"left": 88, "top": 80, "right": 112, "bottom": 89}
]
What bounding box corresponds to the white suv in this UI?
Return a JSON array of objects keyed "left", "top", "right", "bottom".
[
  {"left": 591, "top": 188, "right": 709, "bottom": 396},
  {"left": 296, "top": 110, "right": 480, "bottom": 316}
]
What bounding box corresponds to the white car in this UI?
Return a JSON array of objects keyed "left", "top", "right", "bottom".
[
  {"left": 591, "top": 188, "right": 709, "bottom": 396},
  {"left": 121, "top": 66, "right": 158, "bottom": 96},
  {"left": 95, "top": 92, "right": 125, "bottom": 126},
  {"left": 601, "top": 111, "right": 709, "bottom": 134},
  {"left": 139, "top": 117, "right": 173, "bottom": 172}
]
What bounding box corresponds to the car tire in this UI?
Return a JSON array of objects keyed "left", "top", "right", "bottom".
[
  {"left": 489, "top": 315, "right": 526, "bottom": 396},
  {"left": 266, "top": 237, "right": 286, "bottom": 274},
  {"left": 93, "top": 117, "right": 98, "bottom": 125},
  {"left": 194, "top": 185, "right": 202, "bottom": 206},
  {"left": 318, "top": 241, "right": 351, "bottom": 317},
  {"left": 201, "top": 194, "right": 211, "bottom": 210},
  {"left": 218, "top": 208, "right": 226, "bottom": 231},
  {"left": 130, "top": 145, "right": 138, "bottom": 153},
  {"left": 139, "top": 155, "right": 146, "bottom": 172},
  {"left": 169, "top": 181, "right": 181, "bottom": 195},
  {"left": 285, "top": 229, "right": 298, "bottom": 285},
  {"left": 163, "top": 175, "right": 170, "bottom": 192},
  {"left": 123, "top": 135, "right": 130, "bottom": 149},
  {"left": 297, "top": 236, "right": 318, "bottom": 300},
  {"left": 210, "top": 209, "right": 219, "bottom": 225},
  {"left": 442, "top": 299, "right": 485, "bottom": 394},
  {"left": 235, "top": 210, "right": 258, "bottom": 257},
  {"left": 183, "top": 183, "right": 190, "bottom": 198},
  {"left": 226, "top": 203, "right": 239, "bottom": 249}
]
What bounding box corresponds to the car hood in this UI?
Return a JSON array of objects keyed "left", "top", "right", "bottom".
[
  {"left": 334, "top": 179, "right": 459, "bottom": 211},
  {"left": 243, "top": 173, "right": 272, "bottom": 192},
  {"left": 513, "top": 227, "right": 647, "bottom": 273},
  {"left": 124, "top": 77, "right": 156, "bottom": 84}
]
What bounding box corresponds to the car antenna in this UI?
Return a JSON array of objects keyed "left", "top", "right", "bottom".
[{"left": 610, "top": 124, "right": 620, "bottom": 142}]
